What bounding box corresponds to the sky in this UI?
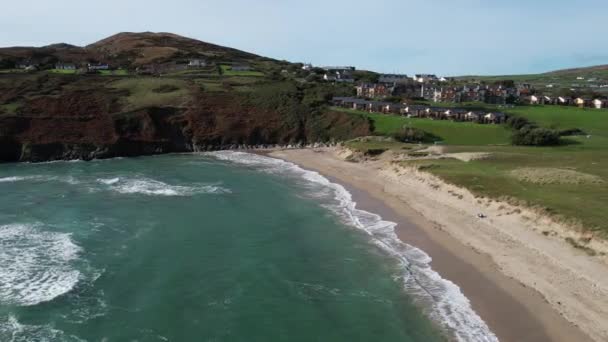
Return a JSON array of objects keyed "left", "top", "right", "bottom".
[{"left": 1, "top": 0, "right": 606, "bottom": 76}]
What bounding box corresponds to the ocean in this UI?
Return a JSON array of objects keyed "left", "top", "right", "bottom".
[{"left": 0, "top": 152, "right": 496, "bottom": 341}]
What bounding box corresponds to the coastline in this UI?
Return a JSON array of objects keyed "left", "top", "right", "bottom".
[{"left": 268, "top": 147, "right": 602, "bottom": 342}]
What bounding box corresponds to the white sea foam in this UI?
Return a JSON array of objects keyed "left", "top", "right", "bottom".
[
  {"left": 96, "top": 177, "right": 230, "bottom": 196},
  {"left": 0, "top": 175, "right": 80, "bottom": 185},
  {"left": 208, "top": 151, "right": 498, "bottom": 342},
  {"left": 0, "top": 223, "right": 81, "bottom": 307},
  {"left": 0, "top": 315, "right": 85, "bottom": 342}
]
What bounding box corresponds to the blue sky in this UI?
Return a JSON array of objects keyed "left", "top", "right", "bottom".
[{"left": 1, "top": 0, "right": 606, "bottom": 75}]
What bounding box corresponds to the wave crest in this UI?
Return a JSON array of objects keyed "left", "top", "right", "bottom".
[
  {"left": 0, "top": 224, "right": 81, "bottom": 307},
  {"left": 96, "top": 177, "right": 230, "bottom": 196}
]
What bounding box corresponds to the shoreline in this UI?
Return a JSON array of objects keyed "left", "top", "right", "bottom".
[{"left": 268, "top": 148, "right": 600, "bottom": 342}]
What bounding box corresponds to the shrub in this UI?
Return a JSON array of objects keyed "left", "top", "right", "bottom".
[
  {"left": 506, "top": 116, "right": 535, "bottom": 130},
  {"left": 393, "top": 127, "right": 437, "bottom": 143},
  {"left": 512, "top": 127, "right": 560, "bottom": 146},
  {"left": 364, "top": 148, "right": 387, "bottom": 156}
]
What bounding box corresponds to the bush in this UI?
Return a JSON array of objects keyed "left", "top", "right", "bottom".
[
  {"left": 512, "top": 127, "right": 560, "bottom": 146},
  {"left": 506, "top": 116, "right": 535, "bottom": 130},
  {"left": 393, "top": 127, "right": 437, "bottom": 143}
]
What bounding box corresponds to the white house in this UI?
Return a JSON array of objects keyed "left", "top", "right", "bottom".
[
  {"left": 593, "top": 99, "right": 604, "bottom": 109},
  {"left": 188, "top": 59, "right": 206, "bottom": 68},
  {"left": 530, "top": 95, "right": 540, "bottom": 105},
  {"left": 412, "top": 74, "right": 438, "bottom": 83}
]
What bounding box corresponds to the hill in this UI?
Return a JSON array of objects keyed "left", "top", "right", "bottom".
[
  {"left": 0, "top": 32, "right": 274, "bottom": 70},
  {"left": 456, "top": 64, "right": 608, "bottom": 96},
  {"left": 86, "top": 32, "right": 263, "bottom": 67},
  {"left": 0, "top": 32, "right": 367, "bottom": 162}
]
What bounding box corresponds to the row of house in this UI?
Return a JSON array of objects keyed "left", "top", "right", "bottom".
[
  {"left": 526, "top": 95, "right": 607, "bottom": 109},
  {"left": 332, "top": 97, "right": 506, "bottom": 124},
  {"left": 356, "top": 82, "right": 526, "bottom": 105}
]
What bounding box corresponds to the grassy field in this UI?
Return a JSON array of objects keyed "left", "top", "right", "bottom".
[
  {"left": 48, "top": 69, "right": 78, "bottom": 74},
  {"left": 99, "top": 69, "right": 129, "bottom": 76},
  {"left": 505, "top": 105, "right": 608, "bottom": 137},
  {"left": 335, "top": 107, "right": 511, "bottom": 145},
  {"left": 220, "top": 65, "right": 264, "bottom": 77},
  {"left": 110, "top": 78, "right": 191, "bottom": 110}
]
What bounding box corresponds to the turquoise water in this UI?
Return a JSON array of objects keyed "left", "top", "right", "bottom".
[{"left": 0, "top": 152, "right": 498, "bottom": 341}]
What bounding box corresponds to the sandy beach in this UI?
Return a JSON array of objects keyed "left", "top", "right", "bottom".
[{"left": 269, "top": 147, "right": 608, "bottom": 342}]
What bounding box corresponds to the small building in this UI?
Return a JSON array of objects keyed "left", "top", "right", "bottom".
[
  {"left": 356, "top": 83, "right": 393, "bottom": 98},
  {"left": 302, "top": 63, "right": 313, "bottom": 71},
  {"left": 15, "top": 60, "right": 37, "bottom": 70},
  {"left": 55, "top": 62, "right": 76, "bottom": 70},
  {"left": 412, "top": 74, "right": 438, "bottom": 83},
  {"left": 484, "top": 112, "right": 506, "bottom": 124},
  {"left": 378, "top": 74, "right": 409, "bottom": 85},
  {"left": 529, "top": 95, "right": 540, "bottom": 105},
  {"left": 464, "top": 111, "right": 483, "bottom": 122},
  {"left": 188, "top": 59, "right": 207, "bottom": 68},
  {"left": 323, "top": 74, "right": 337, "bottom": 82},
  {"left": 557, "top": 97, "right": 571, "bottom": 105},
  {"left": 322, "top": 66, "right": 356, "bottom": 73},
  {"left": 88, "top": 63, "right": 110, "bottom": 71},
  {"left": 592, "top": 99, "right": 604, "bottom": 109},
  {"left": 574, "top": 97, "right": 591, "bottom": 108}
]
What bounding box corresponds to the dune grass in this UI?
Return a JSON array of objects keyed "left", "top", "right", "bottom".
[
  {"left": 403, "top": 143, "right": 608, "bottom": 238},
  {"left": 335, "top": 108, "right": 511, "bottom": 145},
  {"left": 110, "top": 78, "right": 191, "bottom": 110}
]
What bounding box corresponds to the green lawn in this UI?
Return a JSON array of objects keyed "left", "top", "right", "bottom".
[
  {"left": 110, "top": 78, "right": 191, "bottom": 110},
  {"left": 0, "top": 69, "right": 26, "bottom": 74},
  {"left": 505, "top": 105, "right": 608, "bottom": 138},
  {"left": 220, "top": 65, "right": 264, "bottom": 77},
  {"left": 335, "top": 107, "right": 511, "bottom": 145},
  {"left": 48, "top": 69, "right": 77, "bottom": 74},
  {"left": 99, "top": 69, "right": 129, "bottom": 76}
]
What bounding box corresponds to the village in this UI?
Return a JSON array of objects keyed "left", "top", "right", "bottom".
[{"left": 312, "top": 65, "right": 608, "bottom": 122}]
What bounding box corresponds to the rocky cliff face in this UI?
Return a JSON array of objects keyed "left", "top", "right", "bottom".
[{"left": 0, "top": 75, "right": 369, "bottom": 163}]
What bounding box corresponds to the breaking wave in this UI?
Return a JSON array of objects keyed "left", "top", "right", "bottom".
[
  {"left": 208, "top": 151, "right": 498, "bottom": 342},
  {"left": 0, "top": 223, "right": 81, "bottom": 307},
  {"left": 0, "top": 315, "right": 84, "bottom": 342},
  {"left": 96, "top": 177, "right": 230, "bottom": 196}
]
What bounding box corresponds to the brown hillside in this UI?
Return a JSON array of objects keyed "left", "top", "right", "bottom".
[{"left": 86, "top": 32, "right": 261, "bottom": 66}]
